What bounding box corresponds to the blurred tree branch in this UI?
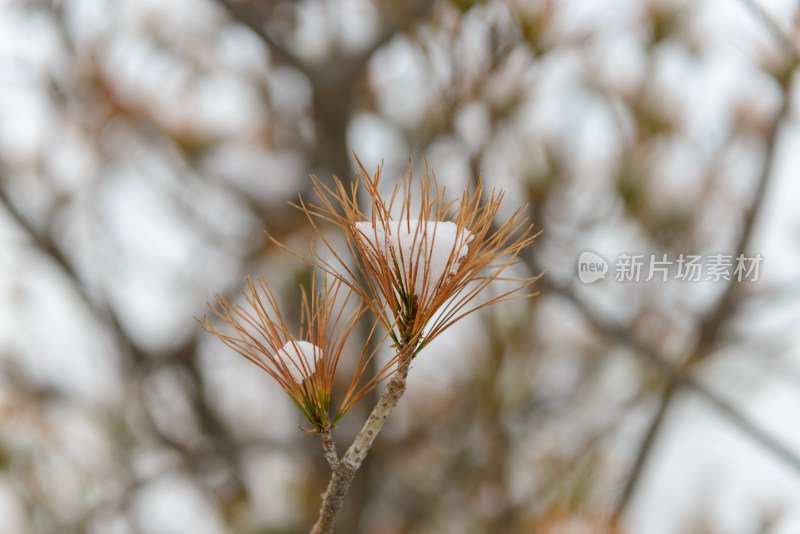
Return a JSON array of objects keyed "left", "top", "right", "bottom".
[
  {"left": 0, "top": 164, "right": 254, "bottom": 527},
  {"left": 215, "top": 0, "right": 310, "bottom": 75},
  {"left": 608, "top": 30, "right": 798, "bottom": 523},
  {"left": 735, "top": 0, "right": 800, "bottom": 59},
  {"left": 538, "top": 273, "right": 800, "bottom": 473}
]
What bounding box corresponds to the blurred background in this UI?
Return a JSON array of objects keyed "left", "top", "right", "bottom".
[{"left": 1, "top": 0, "right": 800, "bottom": 532}]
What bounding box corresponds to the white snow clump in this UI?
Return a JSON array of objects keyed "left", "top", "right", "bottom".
[
  {"left": 355, "top": 219, "right": 473, "bottom": 297},
  {"left": 278, "top": 340, "right": 321, "bottom": 384}
]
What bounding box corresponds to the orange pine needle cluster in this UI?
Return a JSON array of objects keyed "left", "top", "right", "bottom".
[
  {"left": 297, "top": 156, "right": 540, "bottom": 352},
  {"left": 203, "top": 276, "right": 386, "bottom": 431}
]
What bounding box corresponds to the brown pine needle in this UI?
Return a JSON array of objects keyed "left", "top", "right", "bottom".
[
  {"left": 201, "top": 275, "right": 388, "bottom": 431},
  {"left": 297, "top": 154, "right": 542, "bottom": 351}
]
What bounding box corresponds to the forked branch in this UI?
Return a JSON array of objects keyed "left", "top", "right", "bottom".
[{"left": 311, "top": 343, "right": 415, "bottom": 534}]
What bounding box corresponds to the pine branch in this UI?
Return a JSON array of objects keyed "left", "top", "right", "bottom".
[
  {"left": 321, "top": 429, "right": 339, "bottom": 470},
  {"left": 311, "top": 343, "right": 415, "bottom": 534}
]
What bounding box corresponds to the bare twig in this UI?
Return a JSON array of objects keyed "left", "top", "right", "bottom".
[
  {"left": 320, "top": 429, "right": 339, "bottom": 470},
  {"left": 311, "top": 344, "right": 415, "bottom": 534},
  {"left": 691, "top": 93, "right": 790, "bottom": 362},
  {"left": 611, "top": 383, "right": 677, "bottom": 523}
]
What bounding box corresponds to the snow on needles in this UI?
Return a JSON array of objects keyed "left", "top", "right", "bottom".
[
  {"left": 355, "top": 219, "right": 473, "bottom": 298},
  {"left": 278, "top": 340, "right": 321, "bottom": 384}
]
